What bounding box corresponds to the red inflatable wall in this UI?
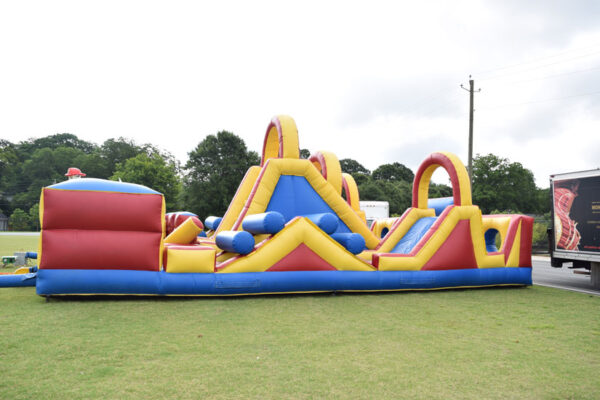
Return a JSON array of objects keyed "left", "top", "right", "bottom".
[{"left": 40, "top": 188, "right": 164, "bottom": 271}]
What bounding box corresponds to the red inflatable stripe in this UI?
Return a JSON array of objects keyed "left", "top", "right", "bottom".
[
  {"left": 42, "top": 189, "right": 163, "bottom": 232},
  {"left": 41, "top": 229, "right": 161, "bottom": 271},
  {"left": 422, "top": 220, "right": 478, "bottom": 270}
]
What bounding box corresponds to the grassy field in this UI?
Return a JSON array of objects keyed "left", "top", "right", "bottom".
[
  {"left": 0, "top": 234, "right": 39, "bottom": 271},
  {"left": 0, "top": 235, "right": 599, "bottom": 399}
]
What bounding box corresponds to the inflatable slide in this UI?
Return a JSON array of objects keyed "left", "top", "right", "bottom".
[{"left": 0, "top": 115, "right": 533, "bottom": 297}]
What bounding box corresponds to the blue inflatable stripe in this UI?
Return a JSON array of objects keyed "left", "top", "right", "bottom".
[
  {"left": 0, "top": 273, "right": 37, "bottom": 287},
  {"left": 48, "top": 178, "right": 161, "bottom": 194},
  {"left": 391, "top": 217, "right": 437, "bottom": 254},
  {"left": 35, "top": 268, "right": 532, "bottom": 296},
  {"left": 427, "top": 197, "right": 454, "bottom": 216}
]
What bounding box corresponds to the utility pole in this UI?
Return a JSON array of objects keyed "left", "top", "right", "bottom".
[{"left": 460, "top": 76, "right": 481, "bottom": 183}]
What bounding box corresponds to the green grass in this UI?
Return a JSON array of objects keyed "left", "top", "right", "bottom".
[
  {"left": 0, "top": 235, "right": 599, "bottom": 399},
  {"left": 0, "top": 234, "right": 39, "bottom": 271}
]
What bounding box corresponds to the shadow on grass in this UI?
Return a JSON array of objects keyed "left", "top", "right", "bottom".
[{"left": 42, "top": 284, "right": 531, "bottom": 303}]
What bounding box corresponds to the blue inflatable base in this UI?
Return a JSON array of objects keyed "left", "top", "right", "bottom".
[
  {"left": 0, "top": 273, "right": 37, "bottom": 287},
  {"left": 35, "top": 268, "right": 532, "bottom": 296}
]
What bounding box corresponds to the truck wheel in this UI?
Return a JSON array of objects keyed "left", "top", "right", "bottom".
[
  {"left": 550, "top": 257, "right": 563, "bottom": 268},
  {"left": 591, "top": 262, "right": 600, "bottom": 290}
]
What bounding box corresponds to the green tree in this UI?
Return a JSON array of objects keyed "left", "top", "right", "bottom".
[
  {"left": 340, "top": 158, "right": 370, "bottom": 185},
  {"left": 0, "top": 140, "right": 20, "bottom": 214},
  {"left": 358, "top": 178, "right": 412, "bottom": 216},
  {"left": 340, "top": 158, "right": 370, "bottom": 175},
  {"left": 9, "top": 208, "right": 31, "bottom": 231},
  {"left": 111, "top": 153, "right": 182, "bottom": 211},
  {"left": 12, "top": 146, "right": 89, "bottom": 213},
  {"left": 182, "top": 131, "right": 260, "bottom": 219},
  {"left": 300, "top": 149, "right": 311, "bottom": 159},
  {"left": 29, "top": 203, "right": 40, "bottom": 231},
  {"left": 535, "top": 187, "right": 551, "bottom": 214},
  {"left": 429, "top": 182, "right": 453, "bottom": 199},
  {"left": 97, "top": 137, "right": 178, "bottom": 179},
  {"left": 472, "top": 153, "right": 539, "bottom": 214},
  {"left": 18, "top": 133, "right": 96, "bottom": 155},
  {"left": 372, "top": 162, "right": 414, "bottom": 183}
]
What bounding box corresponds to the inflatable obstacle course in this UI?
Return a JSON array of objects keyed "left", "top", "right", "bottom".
[{"left": 0, "top": 115, "right": 533, "bottom": 296}]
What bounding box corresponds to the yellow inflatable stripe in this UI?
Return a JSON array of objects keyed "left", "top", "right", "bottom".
[
  {"left": 311, "top": 151, "right": 343, "bottom": 195},
  {"left": 261, "top": 115, "right": 300, "bottom": 165},
  {"left": 38, "top": 190, "right": 45, "bottom": 267},
  {"left": 481, "top": 216, "right": 512, "bottom": 252},
  {"left": 464, "top": 207, "right": 504, "bottom": 268},
  {"left": 439, "top": 151, "right": 472, "bottom": 206},
  {"left": 417, "top": 164, "right": 440, "bottom": 209},
  {"left": 341, "top": 173, "right": 361, "bottom": 211},
  {"left": 278, "top": 115, "right": 300, "bottom": 160},
  {"left": 506, "top": 222, "right": 522, "bottom": 267},
  {"left": 160, "top": 198, "right": 166, "bottom": 269}
]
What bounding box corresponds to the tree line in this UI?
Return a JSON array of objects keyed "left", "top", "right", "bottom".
[{"left": 0, "top": 131, "right": 549, "bottom": 231}]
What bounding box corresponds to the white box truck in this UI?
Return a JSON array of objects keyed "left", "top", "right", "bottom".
[
  {"left": 549, "top": 168, "right": 600, "bottom": 289},
  {"left": 359, "top": 201, "right": 389, "bottom": 228}
]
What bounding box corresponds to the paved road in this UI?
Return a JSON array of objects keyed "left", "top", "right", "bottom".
[
  {"left": 532, "top": 256, "right": 599, "bottom": 296},
  {"left": 0, "top": 232, "right": 40, "bottom": 236}
]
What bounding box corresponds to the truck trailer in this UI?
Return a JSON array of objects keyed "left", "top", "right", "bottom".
[{"left": 549, "top": 168, "right": 600, "bottom": 289}]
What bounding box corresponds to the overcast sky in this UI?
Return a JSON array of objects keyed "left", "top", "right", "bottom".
[{"left": 1, "top": 0, "right": 599, "bottom": 187}]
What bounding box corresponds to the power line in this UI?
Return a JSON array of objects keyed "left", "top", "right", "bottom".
[
  {"left": 475, "top": 42, "right": 600, "bottom": 78},
  {"left": 479, "top": 49, "right": 600, "bottom": 82},
  {"left": 495, "top": 65, "right": 600, "bottom": 86},
  {"left": 478, "top": 89, "right": 600, "bottom": 110}
]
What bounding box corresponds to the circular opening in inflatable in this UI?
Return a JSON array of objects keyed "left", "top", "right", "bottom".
[
  {"left": 380, "top": 227, "right": 389, "bottom": 238},
  {"left": 484, "top": 228, "right": 501, "bottom": 253}
]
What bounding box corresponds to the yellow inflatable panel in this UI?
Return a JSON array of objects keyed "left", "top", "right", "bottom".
[
  {"left": 165, "top": 246, "right": 216, "bottom": 273},
  {"left": 164, "top": 217, "right": 202, "bottom": 245}
]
